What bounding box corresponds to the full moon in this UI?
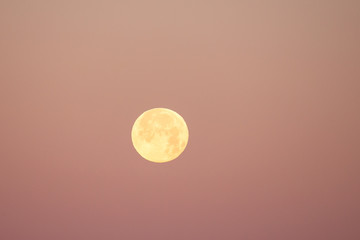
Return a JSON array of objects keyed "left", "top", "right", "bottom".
[{"left": 131, "top": 108, "right": 189, "bottom": 163}]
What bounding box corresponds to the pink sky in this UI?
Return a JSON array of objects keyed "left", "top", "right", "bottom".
[{"left": 1, "top": 1, "right": 359, "bottom": 239}]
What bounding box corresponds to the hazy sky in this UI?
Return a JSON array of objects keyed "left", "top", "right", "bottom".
[{"left": 1, "top": 1, "right": 359, "bottom": 239}]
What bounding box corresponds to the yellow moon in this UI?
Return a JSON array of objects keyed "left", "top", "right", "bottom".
[{"left": 131, "top": 108, "right": 189, "bottom": 163}]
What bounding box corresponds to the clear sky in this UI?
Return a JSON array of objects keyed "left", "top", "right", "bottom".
[{"left": 0, "top": 0, "right": 359, "bottom": 239}]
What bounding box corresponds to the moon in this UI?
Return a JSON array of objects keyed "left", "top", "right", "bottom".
[{"left": 131, "top": 108, "right": 189, "bottom": 163}]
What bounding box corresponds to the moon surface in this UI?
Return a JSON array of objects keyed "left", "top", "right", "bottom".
[{"left": 131, "top": 108, "right": 189, "bottom": 163}]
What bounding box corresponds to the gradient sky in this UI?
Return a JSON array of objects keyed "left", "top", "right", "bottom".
[{"left": 1, "top": 1, "right": 359, "bottom": 239}]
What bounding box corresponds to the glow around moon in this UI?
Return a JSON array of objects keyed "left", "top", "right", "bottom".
[{"left": 131, "top": 108, "right": 189, "bottom": 163}]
